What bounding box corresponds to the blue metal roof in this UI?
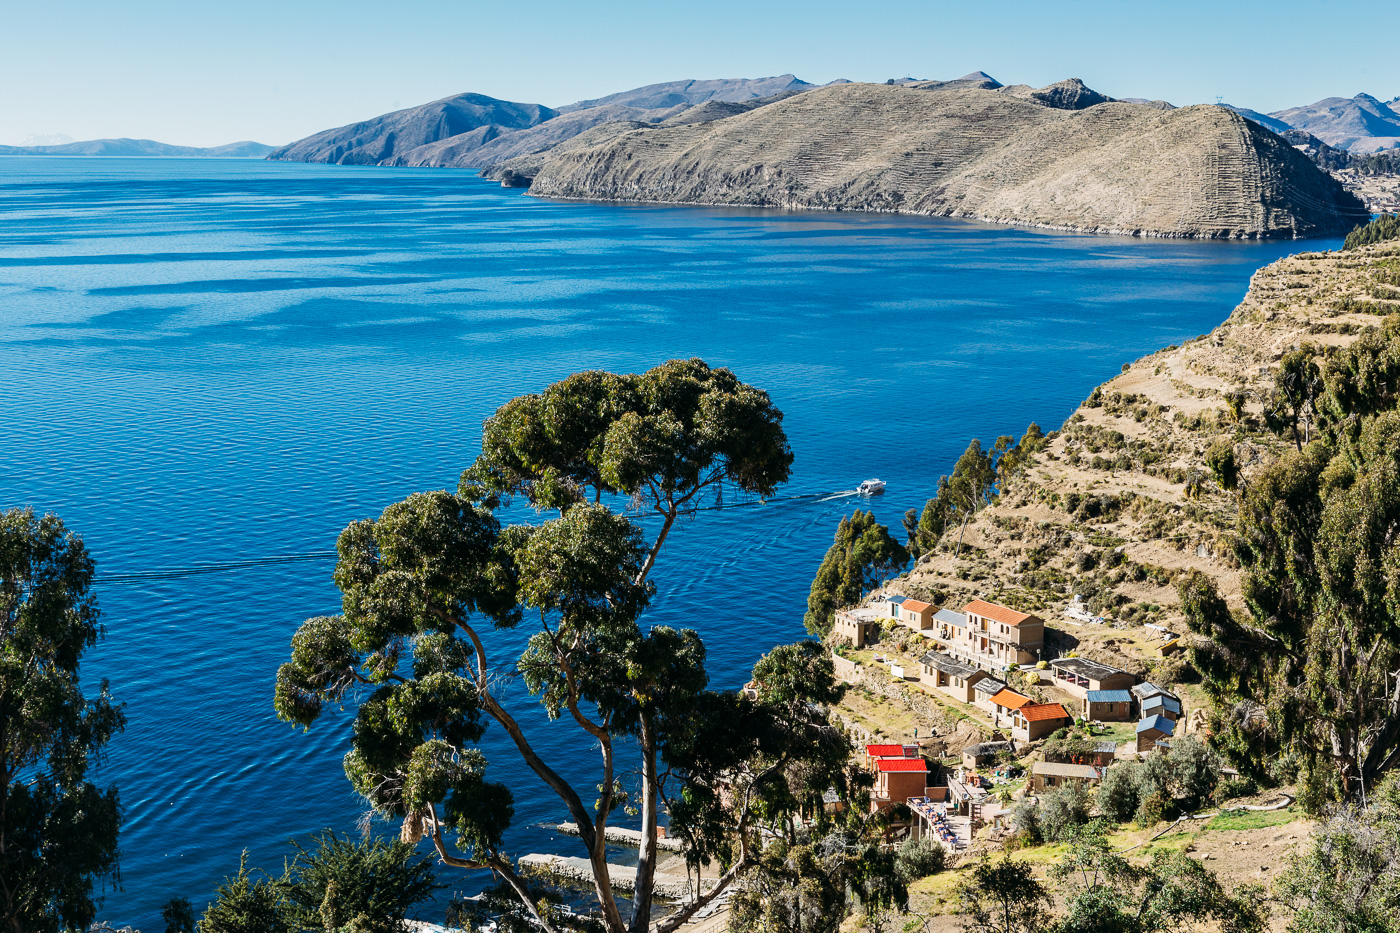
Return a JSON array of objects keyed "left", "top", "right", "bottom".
[
  {"left": 1144, "top": 695, "right": 1182, "bottom": 715},
  {"left": 933, "top": 608, "right": 966, "bottom": 627},
  {"left": 1086, "top": 690, "right": 1132, "bottom": 704},
  {"left": 885, "top": 595, "right": 908, "bottom": 605},
  {"left": 1136, "top": 715, "right": 1176, "bottom": 735}
]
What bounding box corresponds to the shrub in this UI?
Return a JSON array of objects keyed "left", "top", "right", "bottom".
[
  {"left": 1344, "top": 213, "right": 1400, "bottom": 250},
  {"left": 1038, "top": 782, "right": 1092, "bottom": 841},
  {"left": 1096, "top": 761, "right": 1142, "bottom": 823},
  {"left": 1135, "top": 789, "right": 1170, "bottom": 827},
  {"left": 895, "top": 836, "right": 946, "bottom": 882}
]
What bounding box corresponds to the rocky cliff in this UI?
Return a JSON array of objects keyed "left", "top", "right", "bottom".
[{"left": 502, "top": 81, "right": 1366, "bottom": 239}]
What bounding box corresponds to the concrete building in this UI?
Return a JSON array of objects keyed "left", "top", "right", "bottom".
[
  {"left": 899, "top": 598, "right": 936, "bottom": 633},
  {"left": 918, "top": 651, "right": 989, "bottom": 703},
  {"left": 1083, "top": 689, "right": 1134, "bottom": 722},
  {"left": 1030, "top": 761, "right": 1105, "bottom": 793},
  {"left": 1141, "top": 693, "right": 1182, "bottom": 723},
  {"left": 873, "top": 757, "right": 929, "bottom": 809},
  {"left": 961, "top": 741, "right": 1015, "bottom": 770},
  {"left": 1049, "top": 657, "right": 1136, "bottom": 699},
  {"left": 1010, "top": 702, "right": 1074, "bottom": 742},
  {"left": 1136, "top": 715, "right": 1176, "bottom": 753},
  {"left": 988, "top": 688, "right": 1033, "bottom": 728},
  {"left": 972, "top": 678, "right": 1009, "bottom": 716},
  {"left": 935, "top": 599, "right": 1046, "bottom": 673},
  {"left": 833, "top": 608, "right": 882, "bottom": 649}
]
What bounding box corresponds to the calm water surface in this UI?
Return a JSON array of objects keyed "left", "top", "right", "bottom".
[{"left": 0, "top": 157, "right": 1328, "bottom": 927}]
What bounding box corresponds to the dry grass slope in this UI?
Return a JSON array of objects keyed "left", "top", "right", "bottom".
[{"left": 513, "top": 83, "right": 1366, "bottom": 239}]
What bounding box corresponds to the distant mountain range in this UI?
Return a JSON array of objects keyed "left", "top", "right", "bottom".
[
  {"left": 0, "top": 138, "right": 276, "bottom": 158},
  {"left": 1224, "top": 94, "right": 1400, "bottom": 153},
  {"left": 266, "top": 75, "right": 826, "bottom": 168}
]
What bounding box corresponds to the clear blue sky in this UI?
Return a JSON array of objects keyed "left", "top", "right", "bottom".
[{"left": 3, "top": 0, "right": 1394, "bottom": 147}]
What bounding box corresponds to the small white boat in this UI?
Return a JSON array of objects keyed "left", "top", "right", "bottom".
[{"left": 856, "top": 478, "right": 886, "bottom": 496}]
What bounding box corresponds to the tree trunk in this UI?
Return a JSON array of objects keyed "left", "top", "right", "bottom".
[{"left": 630, "top": 715, "right": 661, "bottom": 933}]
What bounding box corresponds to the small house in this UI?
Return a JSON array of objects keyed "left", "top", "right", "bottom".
[
  {"left": 883, "top": 594, "right": 908, "bottom": 620},
  {"left": 900, "top": 598, "right": 936, "bottom": 632},
  {"left": 873, "top": 757, "right": 929, "bottom": 809},
  {"left": 833, "top": 608, "right": 881, "bottom": 649},
  {"left": 1011, "top": 702, "right": 1074, "bottom": 742},
  {"left": 933, "top": 608, "right": 967, "bottom": 641},
  {"left": 1131, "top": 681, "right": 1178, "bottom": 707},
  {"left": 961, "top": 741, "right": 1015, "bottom": 770},
  {"left": 1141, "top": 693, "right": 1182, "bottom": 722},
  {"left": 988, "top": 688, "right": 1033, "bottom": 727},
  {"left": 1048, "top": 657, "right": 1136, "bottom": 699},
  {"left": 1030, "top": 761, "right": 1104, "bottom": 792},
  {"left": 972, "top": 677, "right": 1008, "bottom": 716},
  {"left": 919, "top": 651, "right": 988, "bottom": 703},
  {"left": 1135, "top": 715, "right": 1176, "bottom": 753},
  {"left": 864, "top": 743, "right": 919, "bottom": 770},
  {"left": 1083, "top": 689, "right": 1134, "bottom": 722}
]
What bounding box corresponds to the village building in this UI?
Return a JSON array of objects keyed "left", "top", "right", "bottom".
[
  {"left": 1141, "top": 693, "right": 1182, "bottom": 722},
  {"left": 1083, "top": 689, "right": 1134, "bottom": 722},
  {"left": 898, "top": 598, "right": 936, "bottom": 633},
  {"left": 971, "top": 677, "right": 1008, "bottom": 716},
  {"left": 933, "top": 608, "right": 966, "bottom": 641},
  {"left": 1136, "top": 715, "right": 1176, "bottom": 753},
  {"left": 863, "top": 743, "right": 919, "bottom": 768},
  {"left": 882, "top": 594, "right": 908, "bottom": 619},
  {"left": 1048, "top": 657, "right": 1136, "bottom": 699},
  {"left": 1010, "top": 702, "right": 1074, "bottom": 742},
  {"left": 833, "top": 607, "right": 882, "bottom": 649},
  {"left": 936, "top": 599, "right": 1046, "bottom": 673},
  {"left": 918, "top": 651, "right": 988, "bottom": 703},
  {"left": 1030, "top": 760, "right": 1105, "bottom": 792},
  {"left": 960, "top": 741, "right": 1015, "bottom": 770},
  {"left": 872, "top": 757, "right": 929, "bottom": 810},
  {"left": 1131, "top": 681, "right": 1178, "bottom": 709},
  {"left": 987, "top": 688, "right": 1033, "bottom": 728}
]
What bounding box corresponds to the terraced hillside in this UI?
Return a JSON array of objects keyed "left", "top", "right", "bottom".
[
  {"left": 506, "top": 82, "right": 1367, "bottom": 238},
  {"left": 891, "top": 241, "right": 1400, "bottom": 677}
]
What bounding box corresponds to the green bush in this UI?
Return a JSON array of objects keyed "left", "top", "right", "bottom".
[
  {"left": 1344, "top": 213, "right": 1400, "bottom": 250},
  {"left": 1038, "top": 781, "right": 1092, "bottom": 841},
  {"left": 1096, "top": 761, "right": 1143, "bottom": 822}
]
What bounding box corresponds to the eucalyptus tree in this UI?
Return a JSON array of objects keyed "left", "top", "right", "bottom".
[
  {"left": 0, "top": 507, "right": 125, "bottom": 933},
  {"left": 804, "top": 510, "right": 909, "bottom": 636},
  {"left": 275, "top": 361, "right": 846, "bottom": 933}
]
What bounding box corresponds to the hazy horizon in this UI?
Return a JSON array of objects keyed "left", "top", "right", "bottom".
[{"left": 4, "top": 0, "right": 1397, "bottom": 149}]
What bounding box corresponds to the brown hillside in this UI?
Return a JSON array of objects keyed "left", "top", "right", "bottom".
[{"left": 509, "top": 82, "right": 1367, "bottom": 239}]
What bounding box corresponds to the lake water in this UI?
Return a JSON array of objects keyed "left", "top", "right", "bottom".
[{"left": 0, "top": 157, "right": 1327, "bottom": 928}]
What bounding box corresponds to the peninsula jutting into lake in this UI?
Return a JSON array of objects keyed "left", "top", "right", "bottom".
[{"left": 5, "top": 9, "right": 1400, "bottom": 931}]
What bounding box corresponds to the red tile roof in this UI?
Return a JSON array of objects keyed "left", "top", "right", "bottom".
[
  {"left": 877, "top": 758, "right": 929, "bottom": 772},
  {"left": 989, "top": 689, "right": 1032, "bottom": 709},
  {"left": 1019, "top": 702, "right": 1072, "bottom": 722},
  {"left": 902, "top": 599, "right": 932, "bottom": 612},
  {"left": 963, "top": 599, "right": 1039, "bottom": 627},
  {"left": 865, "top": 744, "right": 907, "bottom": 758}
]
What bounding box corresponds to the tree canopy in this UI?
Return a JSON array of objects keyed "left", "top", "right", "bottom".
[
  {"left": 803, "top": 510, "right": 908, "bottom": 636},
  {"left": 0, "top": 507, "right": 124, "bottom": 933},
  {"left": 275, "top": 361, "right": 846, "bottom": 933},
  {"left": 1180, "top": 320, "right": 1400, "bottom": 806}
]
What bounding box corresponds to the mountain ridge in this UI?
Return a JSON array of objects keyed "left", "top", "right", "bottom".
[
  {"left": 0, "top": 138, "right": 275, "bottom": 158},
  {"left": 501, "top": 81, "right": 1365, "bottom": 240}
]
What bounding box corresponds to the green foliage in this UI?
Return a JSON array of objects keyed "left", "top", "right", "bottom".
[
  {"left": 1205, "top": 440, "right": 1239, "bottom": 491},
  {"left": 1345, "top": 213, "right": 1400, "bottom": 250},
  {"left": 1037, "top": 781, "right": 1092, "bottom": 842},
  {"left": 1263, "top": 346, "right": 1322, "bottom": 451},
  {"left": 275, "top": 363, "right": 844, "bottom": 933},
  {"left": 0, "top": 507, "right": 125, "bottom": 933},
  {"left": 1180, "top": 319, "right": 1400, "bottom": 805},
  {"left": 728, "top": 840, "right": 848, "bottom": 933},
  {"left": 905, "top": 426, "right": 1043, "bottom": 558},
  {"left": 199, "top": 852, "right": 292, "bottom": 933},
  {"left": 163, "top": 897, "right": 195, "bottom": 933},
  {"left": 955, "top": 855, "right": 1053, "bottom": 933},
  {"left": 1273, "top": 773, "right": 1400, "bottom": 932},
  {"left": 281, "top": 833, "right": 440, "bottom": 933},
  {"left": 1049, "top": 823, "right": 1267, "bottom": 933},
  {"left": 894, "top": 835, "right": 946, "bottom": 882},
  {"left": 804, "top": 510, "right": 908, "bottom": 635}
]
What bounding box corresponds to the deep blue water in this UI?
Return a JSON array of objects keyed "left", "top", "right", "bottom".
[{"left": 0, "top": 157, "right": 1328, "bottom": 928}]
